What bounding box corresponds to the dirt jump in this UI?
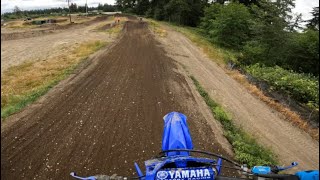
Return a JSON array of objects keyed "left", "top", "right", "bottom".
[{"left": 1, "top": 20, "right": 235, "bottom": 179}]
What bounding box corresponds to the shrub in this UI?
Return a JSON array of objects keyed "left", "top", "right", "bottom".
[{"left": 245, "top": 64, "right": 319, "bottom": 109}]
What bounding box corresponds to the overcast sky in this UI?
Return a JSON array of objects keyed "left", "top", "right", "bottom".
[
  {"left": 1, "top": 0, "right": 116, "bottom": 14},
  {"left": 1, "top": 0, "right": 319, "bottom": 21}
]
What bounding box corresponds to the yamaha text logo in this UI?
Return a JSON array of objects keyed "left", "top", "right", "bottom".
[{"left": 156, "top": 169, "right": 212, "bottom": 180}]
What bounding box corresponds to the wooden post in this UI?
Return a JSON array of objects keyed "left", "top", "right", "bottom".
[
  {"left": 68, "top": 0, "right": 72, "bottom": 23},
  {"left": 86, "top": 0, "right": 88, "bottom": 17}
]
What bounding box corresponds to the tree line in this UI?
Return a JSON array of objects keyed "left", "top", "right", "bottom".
[
  {"left": 1, "top": 0, "right": 318, "bottom": 75},
  {"left": 2, "top": 3, "right": 116, "bottom": 20},
  {"left": 117, "top": 0, "right": 319, "bottom": 76}
]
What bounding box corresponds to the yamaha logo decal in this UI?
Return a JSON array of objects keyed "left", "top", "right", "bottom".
[
  {"left": 157, "top": 171, "right": 169, "bottom": 180},
  {"left": 156, "top": 168, "right": 213, "bottom": 180}
]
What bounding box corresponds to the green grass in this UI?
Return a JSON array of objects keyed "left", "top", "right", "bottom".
[
  {"left": 1, "top": 73, "right": 66, "bottom": 119},
  {"left": 1, "top": 41, "right": 107, "bottom": 120},
  {"left": 154, "top": 20, "right": 239, "bottom": 66},
  {"left": 190, "top": 76, "right": 278, "bottom": 167}
]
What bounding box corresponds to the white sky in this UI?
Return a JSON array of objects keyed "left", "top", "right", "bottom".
[
  {"left": 292, "top": 0, "right": 319, "bottom": 21},
  {"left": 1, "top": 0, "right": 116, "bottom": 14},
  {"left": 1, "top": 0, "right": 319, "bottom": 22}
]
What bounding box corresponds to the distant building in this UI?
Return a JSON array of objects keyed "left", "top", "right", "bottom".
[
  {"left": 101, "top": 12, "right": 122, "bottom": 15},
  {"left": 88, "top": 10, "right": 101, "bottom": 15},
  {"left": 88, "top": 11, "right": 122, "bottom": 15}
]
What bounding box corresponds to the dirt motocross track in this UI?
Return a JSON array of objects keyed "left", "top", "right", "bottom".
[{"left": 1, "top": 19, "right": 235, "bottom": 179}]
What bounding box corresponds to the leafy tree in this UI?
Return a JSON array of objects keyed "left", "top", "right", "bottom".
[
  {"left": 97, "top": 3, "right": 103, "bottom": 11},
  {"left": 185, "top": 0, "right": 208, "bottom": 26},
  {"left": 288, "top": 13, "right": 303, "bottom": 32},
  {"left": 151, "top": 0, "right": 169, "bottom": 20},
  {"left": 153, "top": 6, "right": 166, "bottom": 20},
  {"left": 240, "top": 0, "right": 291, "bottom": 65},
  {"left": 164, "top": 0, "right": 191, "bottom": 24},
  {"left": 202, "top": 3, "right": 252, "bottom": 49},
  {"left": 200, "top": 3, "right": 222, "bottom": 31},
  {"left": 284, "top": 30, "right": 319, "bottom": 75},
  {"left": 212, "top": 0, "right": 226, "bottom": 4},
  {"left": 134, "top": 0, "right": 150, "bottom": 15},
  {"left": 116, "top": 0, "right": 135, "bottom": 12},
  {"left": 103, "top": 4, "right": 116, "bottom": 12},
  {"left": 232, "top": 0, "right": 258, "bottom": 6},
  {"left": 13, "top": 5, "right": 23, "bottom": 17},
  {"left": 306, "top": 7, "right": 319, "bottom": 30},
  {"left": 69, "top": 3, "right": 78, "bottom": 12},
  {"left": 77, "top": 5, "right": 86, "bottom": 13}
]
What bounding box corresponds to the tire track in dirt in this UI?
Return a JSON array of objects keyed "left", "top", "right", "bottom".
[{"left": 1, "top": 20, "right": 234, "bottom": 179}]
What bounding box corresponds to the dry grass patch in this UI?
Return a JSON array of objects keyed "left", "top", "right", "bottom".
[
  {"left": 105, "top": 22, "right": 125, "bottom": 35},
  {"left": 227, "top": 70, "right": 319, "bottom": 140},
  {"left": 1, "top": 40, "right": 107, "bottom": 119},
  {"left": 5, "top": 20, "right": 34, "bottom": 29},
  {"left": 147, "top": 19, "right": 168, "bottom": 37}
]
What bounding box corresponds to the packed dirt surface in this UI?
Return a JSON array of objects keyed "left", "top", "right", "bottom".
[
  {"left": 155, "top": 24, "right": 319, "bottom": 172},
  {"left": 1, "top": 16, "right": 120, "bottom": 73},
  {"left": 1, "top": 20, "right": 235, "bottom": 179}
]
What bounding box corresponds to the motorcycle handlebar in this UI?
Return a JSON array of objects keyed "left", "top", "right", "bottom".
[{"left": 72, "top": 175, "right": 300, "bottom": 180}]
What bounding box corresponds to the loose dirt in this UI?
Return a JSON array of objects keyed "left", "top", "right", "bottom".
[
  {"left": 155, "top": 24, "right": 319, "bottom": 172},
  {"left": 1, "top": 20, "right": 234, "bottom": 179}
]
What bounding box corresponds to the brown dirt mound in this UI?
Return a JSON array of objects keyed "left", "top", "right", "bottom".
[{"left": 1, "top": 29, "right": 55, "bottom": 41}]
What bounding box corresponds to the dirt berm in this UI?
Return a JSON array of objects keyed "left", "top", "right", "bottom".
[{"left": 1, "top": 20, "right": 235, "bottom": 179}]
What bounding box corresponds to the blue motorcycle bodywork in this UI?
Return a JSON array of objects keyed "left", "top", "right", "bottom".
[
  {"left": 71, "top": 112, "right": 307, "bottom": 180},
  {"left": 134, "top": 112, "right": 221, "bottom": 180},
  {"left": 295, "top": 170, "right": 319, "bottom": 180}
]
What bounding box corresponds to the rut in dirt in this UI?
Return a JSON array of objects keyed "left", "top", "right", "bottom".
[{"left": 1, "top": 20, "right": 232, "bottom": 179}]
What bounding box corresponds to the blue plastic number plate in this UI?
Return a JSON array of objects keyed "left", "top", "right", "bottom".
[
  {"left": 251, "top": 166, "right": 271, "bottom": 175},
  {"left": 156, "top": 167, "right": 215, "bottom": 180}
]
